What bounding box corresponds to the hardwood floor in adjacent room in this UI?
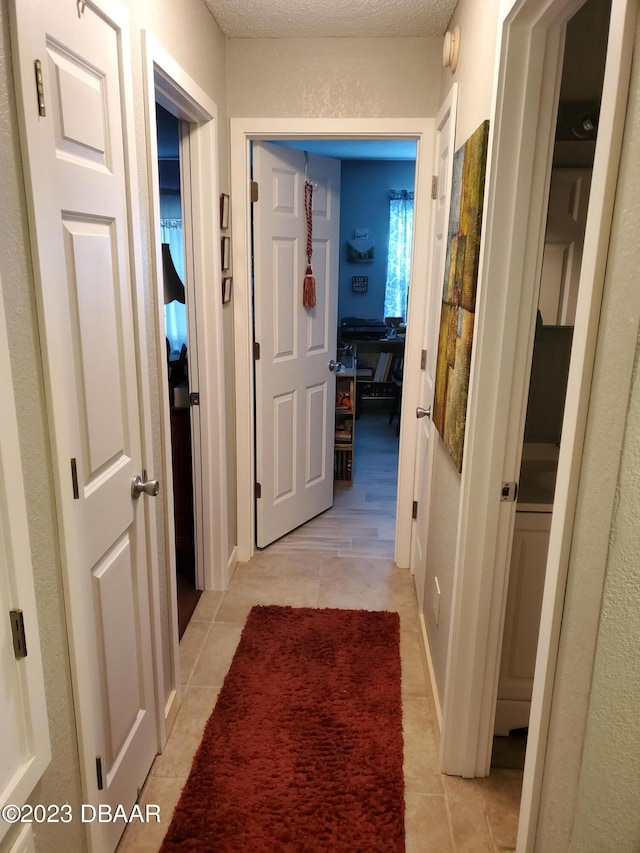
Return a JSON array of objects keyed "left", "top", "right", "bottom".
[{"left": 118, "top": 412, "right": 522, "bottom": 853}]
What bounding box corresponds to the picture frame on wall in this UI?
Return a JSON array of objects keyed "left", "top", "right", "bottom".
[
  {"left": 221, "top": 235, "right": 230, "bottom": 271},
  {"left": 222, "top": 276, "right": 232, "bottom": 304},
  {"left": 220, "top": 193, "right": 230, "bottom": 230}
]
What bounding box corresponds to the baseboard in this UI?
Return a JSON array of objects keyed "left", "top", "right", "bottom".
[
  {"left": 418, "top": 612, "right": 442, "bottom": 734},
  {"left": 226, "top": 545, "right": 238, "bottom": 586},
  {"left": 164, "top": 686, "right": 181, "bottom": 741}
]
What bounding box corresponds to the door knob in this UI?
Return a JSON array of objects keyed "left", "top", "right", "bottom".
[
  {"left": 329, "top": 360, "right": 344, "bottom": 372},
  {"left": 416, "top": 406, "right": 431, "bottom": 419},
  {"left": 131, "top": 472, "right": 160, "bottom": 499}
]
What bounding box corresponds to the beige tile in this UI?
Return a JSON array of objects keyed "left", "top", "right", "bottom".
[
  {"left": 190, "top": 590, "right": 223, "bottom": 622},
  {"left": 482, "top": 768, "right": 523, "bottom": 851},
  {"left": 405, "top": 793, "right": 454, "bottom": 853},
  {"left": 403, "top": 696, "right": 444, "bottom": 795},
  {"left": 401, "top": 630, "right": 429, "bottom": 697},
  {"left": 152, "top": 687, "right": 219, "bottom": 781},
  {"left": 178, "top": 619, "right": 211, "bottom": 686},
  {"left": 189, "top": 623, "right": 243, "bottom": 687},
  {"left": 319, "top": 564, "right": 418, "bottom": 631},
  {"left": 116, "top": 775, "right": 183, "bottom": 852},
  {"left": 215, "top": 574, "right": 321, "bottom": 623},
  {"left": 443, "top": 774, "right": 495, "bottom": 852}
]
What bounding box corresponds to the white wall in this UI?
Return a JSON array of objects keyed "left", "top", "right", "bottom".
[
  {"left": 423, "top": 0, "right": 500, "bottom": 701},
  {"left": 227, "top": 37, "right": 443, "bottom": 118}
]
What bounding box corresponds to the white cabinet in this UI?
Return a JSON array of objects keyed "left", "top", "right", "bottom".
[{"left": 494, "top": 511, "right": 551, "bottom": 735}]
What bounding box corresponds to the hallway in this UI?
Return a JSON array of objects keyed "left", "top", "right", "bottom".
[{"left": 118, "top": 414, "right": 521, "bottom": 851}]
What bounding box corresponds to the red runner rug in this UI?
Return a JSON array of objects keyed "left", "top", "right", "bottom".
[{"left": 161, "top": 605, "right": 405, "bottom": 852}]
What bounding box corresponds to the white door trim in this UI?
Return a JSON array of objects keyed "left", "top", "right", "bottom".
[
  {"left": 439, "top": 0, "right": 635, "bottom": 847},
  {"left": 230, "top": 118, "right": 434, "bottom": 563},
  {"left": 0, "top": 277, "right": 51, "bottom": 841},
  {"left": 142, "top": 30, "right": 229, "bottom": 727}
]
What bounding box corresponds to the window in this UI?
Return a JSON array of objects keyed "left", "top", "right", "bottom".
[{"left": 383, "top": 189, "right": 414, "bottom": 322}]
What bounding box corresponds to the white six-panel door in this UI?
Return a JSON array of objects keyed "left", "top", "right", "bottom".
[
  {"left": 10, "top": 1, "right": 158, "bottom": 850},
  {"left": 411, "top": 87, "right": 457, "bottom": 609},
  {"left": 253, "top": 142, "right": 340, "bottom": 548}
]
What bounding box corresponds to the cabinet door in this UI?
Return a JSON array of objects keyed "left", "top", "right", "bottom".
[{"left": 498, "top": 513, "right": 551, "bottom": 703}]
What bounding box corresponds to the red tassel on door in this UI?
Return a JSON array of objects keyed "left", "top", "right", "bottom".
[
  {"left": 303, "top": 176, "right": 316, "bottom": 309},
  {"left": 303, "top": 264, "right": 316, "bottom": 308}
]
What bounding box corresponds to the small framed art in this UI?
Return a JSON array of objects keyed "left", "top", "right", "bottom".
[
  {"left": 221, "top": 236, "right": 230, "bottom": 271},
  {"left": 220, "top": 193, "right": 230, "bottom": 230},
  {"left": 352, "top": 275, "right": 368, "bottom": 293},
  {"left": 222, "top": 276, "right": 232, "bottom": 304}
]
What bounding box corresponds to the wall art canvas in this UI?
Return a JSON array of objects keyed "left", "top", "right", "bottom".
[{"left": 433, "top": 120, "right": 489, "bottom": 471}]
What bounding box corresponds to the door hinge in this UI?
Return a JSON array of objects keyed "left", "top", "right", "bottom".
[
  {"left": 9, "top": 609, "right": 27, "bottom": 659},
  {"left": 96, "top": 756, "right": 104, "bottom": 791},
  {"left": 500, "top": 481, "right": 519, "bottom": 502},
  {"left": 420, "top": 349, "right": 427, "bottom": 371},
  {"left": 71, "top": 458, "right": 80, "bottom": 500},
  {"left": 189, "top": 391, "right": 200, "bottom": 406},
  {"left": 412, "top": 500, "right": 418, "bottom": 520},
  {"left": 250, "top": 180, "right": 259, "bottom": 203},
  {"left": 253, "top": 341, "right": 261, "bottom": 360},
  {"left": 255, "top": 482, "right": 262, "bottom": 499},
  {"left": 34, "top": 59, "right": 46, "bottom": 117},
  {"left": 431, "top": 175, "right": 438, "bottom": 200}
]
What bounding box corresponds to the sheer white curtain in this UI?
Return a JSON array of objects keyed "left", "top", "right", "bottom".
[
  {"left": 383, "top": 190, "right": 414, "bottom": 322},
  {"left": 161, "top": 193, "right": 187, "bottom": 358}
]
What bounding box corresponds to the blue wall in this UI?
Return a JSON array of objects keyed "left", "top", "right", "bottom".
[{"left": 338, "top": 159, "right": 416, "bottom": 322}]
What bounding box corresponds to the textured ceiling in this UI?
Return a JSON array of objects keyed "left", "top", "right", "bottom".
[{"left": 202, "top": 0, "right": 459, "bottom": 39}]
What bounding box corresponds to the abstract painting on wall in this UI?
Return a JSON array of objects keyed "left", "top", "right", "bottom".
[{"left": 433, "top": 120, "right": 489, "bottom": 472}]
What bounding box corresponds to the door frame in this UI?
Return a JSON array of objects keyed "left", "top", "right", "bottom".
[
  {"left": 0, "top": 275, "right": 51, "bottom": 842},
  {"left": 230, "top": 118, "right": 434, "bottom": 562},
  {"left": 9, "top": 0, "right": 162, "bottom": 839},
  {"left": 142, "top": 34, "right": 229, "bottom": 726},
  {"left": 438, "top": 0, "right": 635, "bottom": 847}
]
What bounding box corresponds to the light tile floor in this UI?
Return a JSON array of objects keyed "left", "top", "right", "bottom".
[{"left": 118, "top": 414, "right": 522, "bottom": 852}]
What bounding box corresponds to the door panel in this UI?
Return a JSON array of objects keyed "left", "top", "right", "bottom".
[
  {"left": 411, "top": 88, "right": 457, "bottom": 607},
  {"left": 11, "top": 2, "right": 157, "bottom": 850},
  {"left": 253, "top": 142, "right": 340, "bottom": 548},
  {"left": 538, "top": 170, "right": 591, "bottom": 325}
]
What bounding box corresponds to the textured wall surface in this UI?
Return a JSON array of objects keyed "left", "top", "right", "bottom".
[
  {"left": 227, "top": 37, "right": 443, "bottom": 118},
  {"left": 423, "top": 0, "right": 500, "bottom": 704},
  {"left": 439, "top": 0, "right": 500, "bottom": 147},
  {"left": 205, "top": 0, "right": 457, "bottom": 38},
  {"left": 423, "top": 439, "right": 463, "bottom": 700}
]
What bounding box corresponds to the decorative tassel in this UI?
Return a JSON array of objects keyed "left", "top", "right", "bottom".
[
  {"left": 303, "top": 175, "right": 316, "bottom": 309},
  {"left": 303, "top": 264, "right": 316, "bottom": 308}
]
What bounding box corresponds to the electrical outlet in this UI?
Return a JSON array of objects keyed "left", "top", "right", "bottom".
[{"left": 433, "top": 577, "right": 441, "bottom": 627}]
